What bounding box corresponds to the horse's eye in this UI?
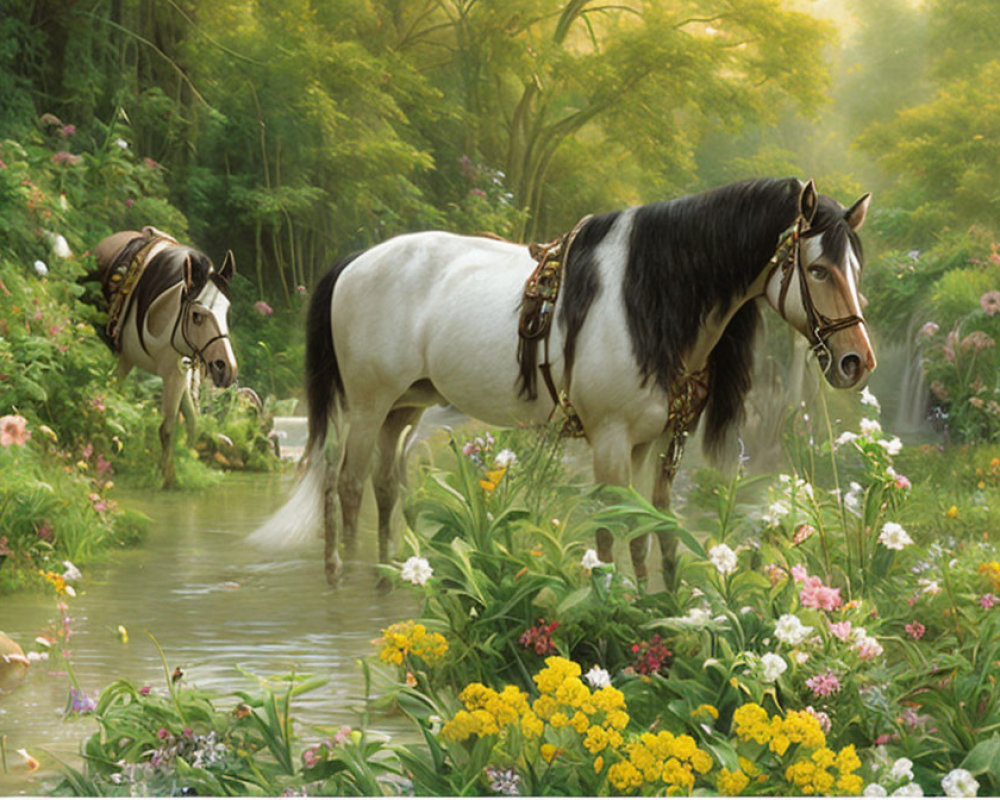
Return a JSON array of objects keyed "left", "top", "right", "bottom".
[
  {"left": 808, "top": 265, "right": 829, "bottom": 281},
  {"left": 192, "top": 311, "right": 204, "bottom": 325}
]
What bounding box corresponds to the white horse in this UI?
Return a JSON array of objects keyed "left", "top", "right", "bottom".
[
  {"left": 251, "top": 178, "right": 875, "bottom": 584},
  {"left": 93, "top": 228, "right": 238, "bottom": 487}
]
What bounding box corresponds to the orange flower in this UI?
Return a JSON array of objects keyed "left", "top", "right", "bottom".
[{"left": 479, "top": 466, "right": 507, "bottom": 492}]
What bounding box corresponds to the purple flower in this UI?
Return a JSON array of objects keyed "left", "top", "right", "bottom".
[
  {"left": 67, "top": 687, "right": 96, "bottom": 714},
  {"left": 981, "top": 593, "right": 999, "bottom": 609}
]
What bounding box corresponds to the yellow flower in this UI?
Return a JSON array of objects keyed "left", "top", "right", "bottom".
[
  {"left": 540, "top": 743, "right": 558, "bottom": 763},
  {"left": 549, "top": 711, "right": 570, "bottom": 729},
  {"left": 584, "top": 725, "right": 609, "bottom": 754},
  {"left": 690, "top": 703, "right": 719, "bottom": 720},
  {"left": 837, "top": 773, "right": 864, "bottom": 795},
  {"left": 946, "top": 505, "right": 958, "bottom": 518},
  {"left": 738, "top": 756, "right": 760, "bottom": 778},
  {"left": 570, "top": 711, "right": 590, "bottom": 733},
  {"left": 811, "top": 747, "right": 836, "bottom": 769},
  {"left": 835, "top": 744, "right": 861, "bottom": 774},
  {"left": 520, "top": 711, "right": 544, "bottom": 738},
  {"left": 593, "top": 756, "right": 604, "bottom": 773},
  {"left": 717, "top": 768, "right": 749, "bottom": 795},
  {"left": 690, "top": 749, "right": 713, "bottom": 774},
  {"left": 607, "top": 760, "right": 644, "bottom": 792}
]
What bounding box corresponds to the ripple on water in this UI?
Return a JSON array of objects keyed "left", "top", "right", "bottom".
[{"left": 0, "top": 473, "right": 418, "bottom": 795}]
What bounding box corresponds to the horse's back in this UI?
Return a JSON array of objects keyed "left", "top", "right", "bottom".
[
  {"left": 95, "top": 231, "right": 143, "bottom": 273},
  {"left": 330, "top": 231, "right": 553, "bottom": 423}
]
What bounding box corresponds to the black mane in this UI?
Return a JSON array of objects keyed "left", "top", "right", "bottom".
[{"left": 560, "top": 177, "right": 860, "bottom": 461}]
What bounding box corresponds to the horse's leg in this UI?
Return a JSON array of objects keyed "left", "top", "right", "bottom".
[
  {"left": 590, "top": 425, "right": 634, "bottom": 574},
  {"left": 652, "top": 458, "right": 678, "bottom": 589},
  {"left": 322, "top": 447, "right": 342, "bottom": 583},
  {"left": 372, "top": 407, "right": 424, "bottom": 567},
  {"left": 179, "top": 381, "right": 198, "bottom": 445},
  {"left": 159, "top": 370, "right": 187, "bottom": 489},
  {"left": 328, "top": 407, "right": 384, "bottom": 581},
  {"left": 627, "top": 442, "right": 654, "bottom": 583}
]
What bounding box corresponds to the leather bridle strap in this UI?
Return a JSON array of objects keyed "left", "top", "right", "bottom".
[
  {"left": 170, "top": 292, "right": 230, "bottom": 369},
  {"left": 769, "top": 217, "right": 867, "bottom": 365}
]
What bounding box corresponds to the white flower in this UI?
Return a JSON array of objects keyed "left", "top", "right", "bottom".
[
  {"left": 774, "top": 613, "right": 814, "bottom": 646},
  {"left": 890, "top": 758, "right": 914, "bottom": 782},
  {"left": 878, "top": 436, "right": 903, "bottom": 455},
  {"left": 581, "top": 549, "right": 602, "bottom": 570},
  {"left": 400, "top": 556, "right": 433, "bottom": 586},
  {"left": 61, "top": 561, "right": 82, "bottom": 582},
  {"left": 861, "top": 386, "right": 881, "bottom": 411},
  {"left": 860, "top": 417, "right": 883, "bottom": 435},
  {"left": 26, "top": 651, "right": 48, "bottom": 663},
  {"left": 677, "top": 607, "right": 726, "bottom": 628},
  {"left": 864, "top": 784, "right": 889, "bottom": 797},
  {"left": 494, "top": 448, "right": 517, "bottom": 467},
  {"left": 114, "top": 137, "right": 129, "bottom": 149},
  {"left": 45, "top": 231, "right": 72, "bottom": 259},
  {"left": 844, "top": 481, "right": 864, "bottom": 515},
  {"left": 33, "top": 259, "right": 48, "bottom": 276},
  {"left": 892, "top": 782, "right": 924, "bottom": 797},
  {"left": 879, "top": 522, "right": 914, "bottom": 551},
  {"left": 584, "top": 665, "right": 611, "bottom": 688},
  {"left": 760, "top": 652, "right": 788, "bottom": 682},
  {"left": 763, "top": 501, "right": 790, "bottom": 527},
  {"left": 941, "top": 768, "right": 979, "bottom": 798},
  {"left": 835, "top": 431, "right": 859, "bottom": 448},
  {"left": 708, "top": 543, "right": 738, "bottom": 575},
  {"left": 793, "top": 651, "right": 810, "bottom": 665}
]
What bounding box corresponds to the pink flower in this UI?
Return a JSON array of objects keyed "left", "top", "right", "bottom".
[
  {"left": 51, "top": 151, "right": 81, "bottom": 166},
  {"left": 828, "top": 621, "right": 853, "bottom": 641},
  {"left": 254, "top": 300, "right": 273, "bottom": 316},
  {"left": 919, "top": 321, "right": 939, "bottom": 337},
  {"left": 793, "top": 524, "right": 815, "bottom": 545},
  {"left": 59, "top": 124, "right": 76, "bottom": 137},
  {"left": 332, "top": 726, "right": 351, "bottom": 745},
  {"left": 981, "top": 291, "right": 1000, "bottom": 316},
  {"left": 905, "top": 621, "right": 925, "bottom": 639},
  {"left": 302, "top": 748, "right": 320, "bottom": 768},
  {"left": 806, "top": 670, "right": 841, "bottom": 697},
  {"left": 874, "top": 733, "right": 893, "bottom": 746},
  {"left": 0, "top": 414, "right": 31, "bottom": 447},
  {"left": 792, "top": 564, "right": 842, "bottom": 610},
  {"left": 980, "top": 593, "right": 999, "bottom": 609},
  {"left": 125, "top": 199, "right": 135, "bottom": 208},
  {"left": 895, "top": 474, "right": 912, "bottom": 490}
]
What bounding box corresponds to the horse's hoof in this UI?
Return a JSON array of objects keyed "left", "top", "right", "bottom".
[{"left": 324, "top": 560, "right": 343, "bottom": 586}]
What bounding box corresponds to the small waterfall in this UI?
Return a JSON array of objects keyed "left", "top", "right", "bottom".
[{"left": 893, "top": 343, "right": 930, "bottom": 434}]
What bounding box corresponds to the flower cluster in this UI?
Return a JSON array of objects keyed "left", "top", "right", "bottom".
[
  {"left": 376, "top": 621, "right": 448, "bottom": 666},
  {"left": 730, "top": 703, "right": 863, "bottom": 795},
  {"left": 629, "top": 634, "right": 671, "bottom": 675},
  {"left": 0, "top": 414, "right": 30, "bottom": 447},
  {"left": 792, "top": 564, "right": 843, "bottom": 611},
  {"left": 519, "top": 618, "right": 559, "bottom": 655}
]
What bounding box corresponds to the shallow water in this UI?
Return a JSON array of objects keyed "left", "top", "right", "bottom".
[{"left": 0, "top": 472, "right": 416, "bottom": 795}]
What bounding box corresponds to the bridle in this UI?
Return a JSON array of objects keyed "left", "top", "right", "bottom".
[
  {"left": 769, "top": 216, "right": 868, "bottom": 369},
  {"left": 170, "top": 280, "right": 231, "bottom": 372}
]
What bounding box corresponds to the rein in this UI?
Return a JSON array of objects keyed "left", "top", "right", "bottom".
[{"left": 769, "top": 217, "right": 868, "bottom": 367}]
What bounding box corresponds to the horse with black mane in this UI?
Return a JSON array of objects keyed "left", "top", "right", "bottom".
[
  {"left": 91, "top": 227, "right": 237, "bottom": 487},
  {"left": 251, "top": 177, "right": 874, "bottom": 585}
]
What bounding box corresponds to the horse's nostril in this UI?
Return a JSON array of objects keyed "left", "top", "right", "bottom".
[
  {"left": 214, "top": 360, "right": 226, "bottom": 373},
  {"left": 840, "top": 352, "right": 862, "bottom": 381}
]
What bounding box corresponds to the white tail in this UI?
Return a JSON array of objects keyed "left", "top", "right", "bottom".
[{"left": 247, "top": 446, "right": 326, "bottom": 549}]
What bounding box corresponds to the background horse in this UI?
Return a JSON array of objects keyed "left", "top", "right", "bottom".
[
  {"left": 251, "top": 177, "right": 874, "bottom": 584},
  {"left": 92, "top": 227, "right": 237, "bottom": 487}
]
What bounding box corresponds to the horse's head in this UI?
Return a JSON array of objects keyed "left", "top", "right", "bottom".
[
  {"left": 765, "top": 180, "right": 876, "bottom": 390},
  {"left": 181, "top": 250, "right": 238, "bottom": 388}
]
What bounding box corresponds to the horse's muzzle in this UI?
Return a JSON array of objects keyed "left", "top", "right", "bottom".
[{"left": 208, "top": 359, "right": 237, "bottom": 388}]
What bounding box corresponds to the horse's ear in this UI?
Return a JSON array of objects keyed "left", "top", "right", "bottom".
[
  {"left": 799, "top": 179, "right": 818, "bottom": 226},
  {"left": 845, "top": 192, "right": 872, "bottom": 231},
  {"left": 219, "top": 250, "right": 235, "bottom": 282},
  {"left": 182, "top": 254, "right": 194, "bottom": 291}
]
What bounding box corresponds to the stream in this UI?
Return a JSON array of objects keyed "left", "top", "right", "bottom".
[{"left": 0, "top": 471, "right": 416, "bottom": 795}]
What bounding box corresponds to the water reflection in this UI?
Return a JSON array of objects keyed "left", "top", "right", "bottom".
[{"left": 0, "top": 472, "right": 415, "bottom": 795}]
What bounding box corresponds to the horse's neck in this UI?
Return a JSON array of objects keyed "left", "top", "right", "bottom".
[{"left": 681, "top": 257, "right": 773, "bottom": 373}]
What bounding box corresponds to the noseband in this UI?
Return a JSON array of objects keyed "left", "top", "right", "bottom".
[
  {"left": 769, "top": 217, "right": 867, "bottom": 367},
  {"left": 171, "top": 284, "right": 230, "bottom": 370}
]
